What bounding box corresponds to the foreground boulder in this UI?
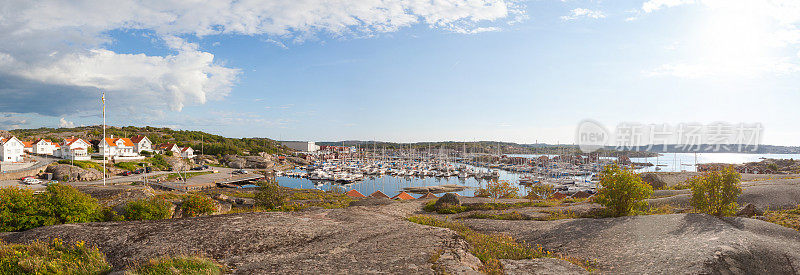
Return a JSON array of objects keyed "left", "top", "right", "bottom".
[
  {"left": 2, "top": 202, "right": 480, "bottom": 274},
  {"left": 434, "top": 193, "right": 461, "bottom": 211},
  {"left": 464, "top": 213, "right": 800, "bottom": 274}
]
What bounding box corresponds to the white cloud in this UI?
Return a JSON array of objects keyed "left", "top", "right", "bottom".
[
  {"left": 642, "top": 0, "right": 696, "bottom": 13},
  {"left": 59, "top": 118, "right": 75, "bottom": 128},
  {"left": 561, "top": 8, "right": 606, "bottom": 21},
  {"left": 0, "top": 114, "right": 28, "bottom": 130},
  {"left": 0, "top": 0, "right": 524, "bottom": 117}
]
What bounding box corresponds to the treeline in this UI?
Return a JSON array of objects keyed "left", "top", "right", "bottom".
[{"left": 10, "top": 125, "right": 293, "bottom": 156}]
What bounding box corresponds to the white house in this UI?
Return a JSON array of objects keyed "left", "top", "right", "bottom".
[
  {"left": 22, "top": 141, "right": 33, "bottom": 153},
  {"left": 130, "top": 135, "right": 153, "bottom": 153},
  {"left": 98, "top": 136, "right": 138, "bottom": 158},
  {"left": 0, "top": 136, "right": 25, "bottom": 162},
  {"left": 280, "top": 141, "right": 320, "bottom": 152},
  {"left": 32, "top": 139, "right": 59, "bottom": 155},
  {"left": 157, "top": 143, "right": 182, "bottom": 155},
  {"left": 57, "top": 138, "right": 91, "bottom": 161},
  {"left": 181, "top": 146, "right": 195, "bottom": 159}
]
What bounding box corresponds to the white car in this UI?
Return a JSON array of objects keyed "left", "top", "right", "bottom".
[{"left": 22, "top": 178, "right": 42, "bottom": 185}]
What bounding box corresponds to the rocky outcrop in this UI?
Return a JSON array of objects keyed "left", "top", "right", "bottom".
[
  {"left": 46, "top": 164, "right": 103, "bottom": 181},
  {"left": 648, "top": 179, "right": 800, "bottom": 211},
  {"left": 434, "top": 193, "right": 461, "bottom": 211},
  {"left": 501, "top": 258, "right": 588, "bottom": 275},
  {"left": 222, "top": 154, "right": 276, "bottom": 169},
  {"left": 464, "top": 213, "right": 800, "bottom": 274},
  {"left": 2, "top": 202, "right": 481, "bottom": 274}
]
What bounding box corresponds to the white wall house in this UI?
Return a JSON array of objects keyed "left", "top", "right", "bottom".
[
  {"left": 57, "top": 138, "right": 91, "bottom": 161},
  {"left": 280, "top": 141, "right": 320, "bottom": 152},
  {"left": 157, "top": 143, "right": 182, "bottom": 155},
  {"left": 98, "top": 136, "right": 139, "bottom": 158},
  {"left": 181, "top": 147, "right": 195, "bottom": 159},
  {"left": 0, "top": 136, "right": 25, "bottom": 162},
  {"left": 22, "top": 142, "right": 33, "bottom": 153},
  {"left": 131, "top": 135, "right": 153, "bottom": 153},
  {"left": 32, "top": 139, "right": 59, "bottom": 155}
]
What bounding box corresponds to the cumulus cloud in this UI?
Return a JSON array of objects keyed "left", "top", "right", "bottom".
[
  {"left": 0, "top": 0, "right": 524, "bottom": 118},
  {"left": 641, "top": 0, "right": 696, "bottom": 13},
  {"left": 561, "top": 8, "right": 606, "bottom": 21},
  {"left": 59, "top": 118, "right": 76, "bottom": 128}
]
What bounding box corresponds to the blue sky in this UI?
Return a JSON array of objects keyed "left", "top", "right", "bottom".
[{"left": 1, "top": 0, "right": 799, "bottom": 145}]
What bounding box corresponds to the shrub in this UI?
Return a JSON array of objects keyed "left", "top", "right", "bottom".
[
  {"left": 114, "top": 162, "right": 140, "bottom": 171},
  {"left": 0, "top": 184, "right": 102, "bottom": 232},
  {"left": 0, "top": 239, "right": 112, "bottom": 274},
  {"left": 141, "top": 150, "right": 152, "bottom": 157},
  {"left": 56, "top": 160, "right": 105, "bottom": 172},
  {"left": 165, "top": 151, "right": 174, "bottom": 156},
  {"left": 0, "top": 188, "right": 45, "bottom": 232},
  {"left": 124, "top": 198, "right": 173, "bottom": 221},
  {"left": 595, "top": 164, "right": 653, "bottom": 217},
  {"left": 475, "top": 180, "right": 519, "bottom": 200},
  {"left": 689, "top": 166, "right": 742, "bottom": 217},
  {"left": 133, "top": 256, "right": 221, "bottom": 275},
  {"left": 181, "top": 195, "right": 216, "bottom": 217},
  {"left": 39, "top": 184, "right": 101, "bottom": 225},
  {"left": 254, "top": 181, "right": 288, "bottom": 209}
]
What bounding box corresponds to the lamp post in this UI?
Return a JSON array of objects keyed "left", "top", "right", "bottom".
[{"left": 102, "top": 90, "right": 106, "bottom": 186}]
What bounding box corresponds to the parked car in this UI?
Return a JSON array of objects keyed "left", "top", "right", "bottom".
[
  {"left": 120, "top": 171, "right": 133, "bottom": 176},
  {"left": 144, "top": 167, "right": 153, "bottom": 173},
  {"left": 22, "top": 178, "right": 42, "bottom": 185},
  {"left": 133, "top": 169, "right": 145, "bottom": 174},
  {"left": 232, "top": 169, "right": 249, "bottom": 175},
  {"left": 191, "top": 166, "right": 204, "bottom": 171}
]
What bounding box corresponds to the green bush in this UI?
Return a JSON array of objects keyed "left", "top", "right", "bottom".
[
  {"left": 1, "top": 184, "right": 101, "bottom": 232},
  {"left": 39, "top": 184, "right": 101, "bottom": 225},
  {"left": 132, "top": 256, "right": 221, "bottom": 275},
  {"left": 689, "top": 166, "right": 742, "bottom": 217},
  {"left": 124, "top": 198, "right": 173, "bottom": 221},
  {"left": 595, "top": 164, "right": 653, "bottom": 217},
  {"left": 0, "top": 188, "right": 46, "bottom": 232},
  {"left": 0, "top": 239, "right": 112, "bottom": 274},
  {"left": 165, "top": 151, "right": 174, "bottom": 156},
  {"left": 181, "top": 195, "right": 216, "bottom": 217},
  {"left": 254, "top": 182, "right": 288, "bottom": 209},
  {"left": 145, "top": 155, "right": 172, "bottom": 170}
]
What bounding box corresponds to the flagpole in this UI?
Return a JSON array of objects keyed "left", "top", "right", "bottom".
[{"left": 102, "top": 91, "right": 106, "bottom": 186}]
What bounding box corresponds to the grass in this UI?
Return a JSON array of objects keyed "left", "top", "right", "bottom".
[
  {"left": 764, "top": 205, "right": 800, "bottom": 231},
  {"left": 407, "top": 215, "right": 594, "bottom": 273},
  {"left": 462, "top": 211, "right": 532, "bottom": 220},
  {"left": 114, "top": 161, "right": 144, "bottom": 171},
  {"left": 165, "top": 171, "right": 214, "bottom": 181},
  {"left": 130, "top": 256, "right": 221, "bottom": 275},
  {"left": 56, "top": 160, "right": 106, "bottom": 172},
  {"left": 0, "top": 239, "right": 112, "bottom": 274}
]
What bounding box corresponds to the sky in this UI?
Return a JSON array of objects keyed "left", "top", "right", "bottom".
[{"left": 0, "top": 0, "right": 799, "bottom": 145}]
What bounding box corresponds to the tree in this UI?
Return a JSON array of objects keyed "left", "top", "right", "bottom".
[
  {"left": 254, "top": 181, "right": 288, "bottom": 209},
  {"left": 475, "top": 180, "right": 519, "bottom": 201},
  {"left": 595, "top": 164, "right": 653, "bottom": 217},
  {"left": 525, "top": 184, "right": 555, "bottom": 201},
  {"left": 689, "top": 166, "right": 742, "bottom": 217}
]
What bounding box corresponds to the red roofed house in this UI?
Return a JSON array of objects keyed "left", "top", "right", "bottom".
[
  {"left": 157, "top": 143, "right": 182, "bottom": 155},
  {"left": 180, "top": 146, "right": 195, "bottom": 159},
  {"left": 99, "top": 135, "right": 139, "bottom": 159},
  {"left": 22, "top": 141, "right": 33, "bottom": 153},
  {"left": 130, "top": 135, "right": 153, "bottom": 153},
  {"left": 345, "top": 189, "right": 366, "bottom": 198},
  {"left": 56, "top": 137, "right": 90, "bottom": 160},
  {"left": 32, "top": 139, "right": 59, "bottom": 155},
  {"left": 369, "top": 190, "right": 391, "bottom": 199},
  {"left": 391, "top": 191, "right": 415, "bottom": 200},
  {"left": 418, "top": 192, "right": 438, "bottom": 199}
]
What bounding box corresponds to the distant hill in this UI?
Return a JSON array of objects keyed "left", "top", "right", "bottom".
[
  {"left": 617, "top": 144, "right": 800, "bottom": 154},
  {"left": 9, "top": 126, "right": 293, "bottom": 156}
]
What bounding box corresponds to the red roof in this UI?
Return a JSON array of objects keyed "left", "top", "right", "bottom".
[
  {"left": 104, "top": 138, "right": 134, "bottom": 147},
  {"left": 64, "top": 138, "right": 88, "bottom": 147},
  {"left": 345, "top": 189, "right": 366, "bottom": 198},
  {"left": 391, "top": 191, "right": 415, "bottom": 200},
  {"left": 369, "top": 190, "right": 390, "bottom": 199},
  {"left": 181, "top": 147, "right": 192, "bottom": 152},
  {"left": 550, "top": 192, "right": 568, "bottom": 200},
  {"left": 130, "top": 135, "right": 148, "bottom": 143},
  {"left": 158, "top": 143, "right": 178, "bottom": 150},
  {"left": 22, "top": 141, "right": 33, "bottom": 148}
]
